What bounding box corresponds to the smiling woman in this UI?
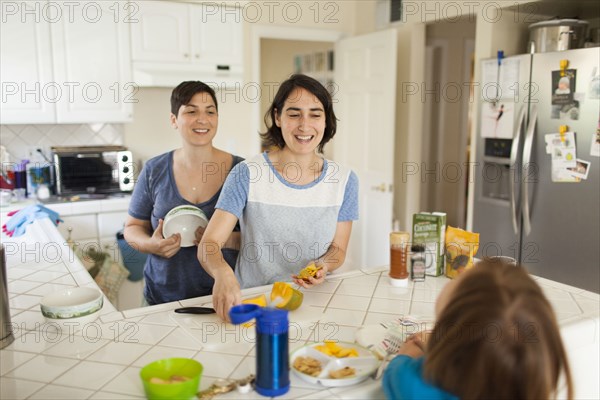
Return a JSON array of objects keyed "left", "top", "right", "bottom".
[
  {"left": 199, "top": 74, "right": 359, "bottom": 321},
  {"left": 123, "top": 81, "right": 243, "bottom": 306}
]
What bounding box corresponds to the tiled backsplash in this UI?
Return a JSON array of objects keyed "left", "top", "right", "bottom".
[{"left": 0, "top": 124, "right": 124, "bottom": 161}]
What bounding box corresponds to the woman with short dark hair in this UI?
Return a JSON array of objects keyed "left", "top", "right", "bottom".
[{"left": 124, "top": 81, "right": 243, "bottom": 305}]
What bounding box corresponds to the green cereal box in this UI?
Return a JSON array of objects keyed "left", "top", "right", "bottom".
[{"left": 412, "top": 212, "right": 447, "bottom": 276}]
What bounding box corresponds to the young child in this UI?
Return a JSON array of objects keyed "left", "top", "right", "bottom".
[{"left": 383, "top": 258, "right": 573, "bottom": 400}]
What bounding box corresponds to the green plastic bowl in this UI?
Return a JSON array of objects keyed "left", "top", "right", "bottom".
[{"left": 140, "top": 358, "right": 203, "bottom": 400}]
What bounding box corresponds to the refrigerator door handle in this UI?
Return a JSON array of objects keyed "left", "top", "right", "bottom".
[
  {"left": 510, "top": 105, "right": 527, "bottom": 235},
  {"left": 521, "top": 104, "right": 538, "bottom": 236}
]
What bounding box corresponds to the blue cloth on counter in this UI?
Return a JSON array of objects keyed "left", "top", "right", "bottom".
[
  {"left": 3, "top": 205, "right": 61, "bottom": 237},
  {"left": 383, "top": 355, "right": 458, "bottom": 400}
]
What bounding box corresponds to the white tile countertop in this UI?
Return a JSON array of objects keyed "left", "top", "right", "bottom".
[{"left": 1, "top": 217, "right": 598, "bottom": 399}]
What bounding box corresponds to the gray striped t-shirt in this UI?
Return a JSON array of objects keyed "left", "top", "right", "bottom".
[{"left": 216, "top": 152, "right": 359, "bottom": 288}]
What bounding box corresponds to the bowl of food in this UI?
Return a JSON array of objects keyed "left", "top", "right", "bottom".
[
  {"left": 140, "top": 358, "right": 203, "bottom": 400},
  {"left": 162, "top": 205, "right": 209, "bottom": 247},
  {"left": 40, "top": 287, "right": 103, "bottom": 320}
]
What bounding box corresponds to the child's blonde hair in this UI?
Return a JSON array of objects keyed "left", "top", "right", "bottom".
[{"left": 424, "top": 259, "right": 573, "bottom": 399}]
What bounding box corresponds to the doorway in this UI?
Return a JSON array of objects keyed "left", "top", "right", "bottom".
[
  {"left": 259, "top": 38, "right": 334, "bottom": 154},
  {"left": 253, "top": 27, "right": 399, "bottom": 270},
  {"left": 250, "top": 26, "right": 343, "bottom": 157},
  {"left": 421, "top": 18, "right": 476, "bottom": 228}
]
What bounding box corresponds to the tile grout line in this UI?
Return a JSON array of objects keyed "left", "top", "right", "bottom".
[
  {"left": 407, "top": 280, "right": 417, "bottom": 315},
  {"left": 361, "top": 271, "right": 383, "bottom": 327},
  {"left": 318, "top": 279, "right": 343, "bottom": 313}
]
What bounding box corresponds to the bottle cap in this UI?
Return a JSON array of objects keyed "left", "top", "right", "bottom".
[
  {"left": 411, "top": 244, "right": 425, "bottom": 252},
  {"left": 229, "top": 304, "right": 262, "bottom": 325},
  {"left": 389, "top": 276, "right": 409, "bottom": 287}
]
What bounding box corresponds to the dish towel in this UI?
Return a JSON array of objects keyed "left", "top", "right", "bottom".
[
  {"left": 94, "top": 257, "right": 130, "bottom": 305},
  {"left": 2, "top": 205, "right": 62, "bottom": 237}
]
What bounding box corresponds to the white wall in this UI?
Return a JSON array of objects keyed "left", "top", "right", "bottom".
[{"left": 123, "top": 87, "right": 253, "bottom": 163}]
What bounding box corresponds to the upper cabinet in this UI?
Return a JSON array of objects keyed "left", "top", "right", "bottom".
[
  {"left": 130, "top": 1, "right": 243, "bottom": 88},
  {"left": 51, "top": 1, "right": 134, "bottom": 123},
  {"left": 130, "top": 1, "right": 190, "bottom": 63},
  {"left": 191, "top": 5, "right": 243, "bottom": 67},
  {"left": 0, "top": 0, "right": 133, "bottom": 124},
  {"left": 0, "top": 11, "right": 55, "bottom": 124}
]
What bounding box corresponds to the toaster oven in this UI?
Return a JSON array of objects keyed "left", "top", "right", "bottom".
[{"left": 51, "top": 146, "right": 134, "bottom": 195}]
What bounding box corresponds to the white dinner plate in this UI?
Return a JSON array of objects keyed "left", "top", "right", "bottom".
[{"left": 290, "top": 342, "right": 380, "bottom": 387}]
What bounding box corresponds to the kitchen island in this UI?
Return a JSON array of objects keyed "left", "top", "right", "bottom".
[{"left": 1, "top": 218, "right": 598, "bottom": 399}]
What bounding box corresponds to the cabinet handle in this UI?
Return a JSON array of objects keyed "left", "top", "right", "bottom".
[
  {"left": 195, "top": 54, "right": 200, "bottom": 59},
  {"left": 216, "top": 65, "right": 230, "bottom": 71},
  {"left": 184, "top": 53, "right": 189, "bottom": 58}
]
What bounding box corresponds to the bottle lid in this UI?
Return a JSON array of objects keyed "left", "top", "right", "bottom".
[
  {"left": 229, "top": 304, "right": 262, "bottom": 325},
  {"left": 229, "top": 304, "right": 289, "bottom": 334},
  {"left": 411, "top": 244, "right": 425, "bottom": 252},
  {"left": 389, "top": 276, "right": 409, "bottom": 287}
]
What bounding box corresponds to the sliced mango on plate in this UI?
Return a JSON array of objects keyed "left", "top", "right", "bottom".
[{"left": 315, "top": 341, "right": 359, "bottom": 358}]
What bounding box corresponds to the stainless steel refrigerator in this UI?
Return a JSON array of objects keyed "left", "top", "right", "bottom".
[{"left": 473, "top": 47, "right": 600, "bottom": 293}]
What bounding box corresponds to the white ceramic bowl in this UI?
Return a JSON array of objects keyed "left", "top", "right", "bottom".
[
  {"left": 40, "top": 287, "right": 103, "bottom": 319},
  {"left": 44, "top": 309, "right": 101, "bottom": 328},
  {"left": 162, "top": 205, "right": 209, "bottom": 247}
]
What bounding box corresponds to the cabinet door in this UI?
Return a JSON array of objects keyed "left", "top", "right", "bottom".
[
  {"left": 58, "top": 215, "right": 98, "bottom": 241},
  {"left": 131, "top": 1, "right": 190, "bottom": 63},
  {"left": 97, "top": 211, "right": 128, "bottom": 238},
  {"left": 191, "top": 4, "right": 243, "bottom": 67},
  {"left": 51, "top": 1, "right": 133, "bottom": 123},
  {"left": 0, "top": 2, "right": 56, "bottom": 124}
]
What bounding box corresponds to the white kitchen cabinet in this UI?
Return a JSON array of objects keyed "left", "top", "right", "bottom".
[
  {"left": 131, "top": 1, "right": 243, "bottom": 87},
  {"left": 58, "top": 214, "right": 98, "bottom": 241},
  {"left": 191, "top": 4, "right": 243, "bottom": 67},
  {"left": 50, "top": 1, "right": 133, "bottom": 123},
  {"left": 98, "top": 211, "right": 128, "bottom": 238},
  {"left": 0, "top": 0, "right": 133, "bottom": 124},
  {"left": 51, "top": 198, "right": 129, "bottom": 254},
  {"left": 130, "top": 1, "right": 190, "bottom": 63},
  {"left": 0, "top": 2, "right": 55, "bottom": 124}
]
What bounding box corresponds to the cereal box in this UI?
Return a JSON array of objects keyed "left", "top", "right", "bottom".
[{"left": 412, "top": 212, "right": 446, "bottom": 276}]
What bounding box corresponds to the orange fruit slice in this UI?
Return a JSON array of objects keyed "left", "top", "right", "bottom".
[
  {"left": 242, "top": 294, "right": 267, "bottom": 307},
  {"left": 297, "top": 262, "right": 320, "bottom": 281},
  {"left": 270, "top": 282, "right": 303, "bottom": 311}
]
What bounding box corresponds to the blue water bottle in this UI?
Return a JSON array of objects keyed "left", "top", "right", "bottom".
[{"left": 230, "top": 304, "right": 290, "bottom": 397}]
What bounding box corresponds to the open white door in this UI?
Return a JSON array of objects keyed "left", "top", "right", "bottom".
[{"left": 333, "top": 29, "right": 397, "bottom": 270}]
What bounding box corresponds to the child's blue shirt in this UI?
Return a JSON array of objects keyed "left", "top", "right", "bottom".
[{"left": 383, "top": 355, "right": 458, "bottom": 400}]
